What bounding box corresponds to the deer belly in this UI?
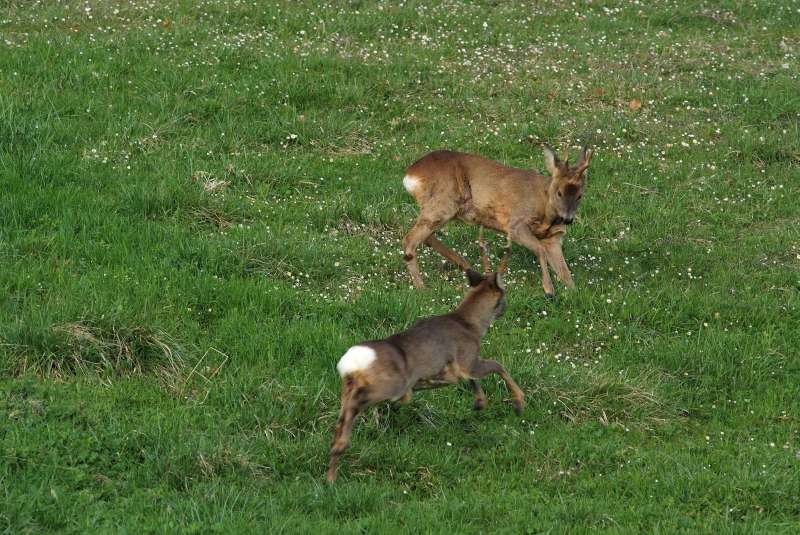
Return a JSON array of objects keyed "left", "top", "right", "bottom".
[
  {"left": 412, "top": 362, "right": 467, "bottom": 390},
  {"left": 458, "top": 204, "right": 507, "bottom": 232}
]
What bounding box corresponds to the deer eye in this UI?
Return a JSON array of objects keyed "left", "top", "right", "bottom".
[
  {"left": 557, "top": 191, "right": 563, "bottom": 198},
  {"left": 577, "top": 194, "right": 582, "bottom": 200}
]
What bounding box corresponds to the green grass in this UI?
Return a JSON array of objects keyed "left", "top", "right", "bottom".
[{"left": 1, "top": 0, "right": 799, "bottom": 532}]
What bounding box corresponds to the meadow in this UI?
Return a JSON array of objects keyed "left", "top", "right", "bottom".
[{"left": 1, "top": 0, "right": 799, "bottom": 532}]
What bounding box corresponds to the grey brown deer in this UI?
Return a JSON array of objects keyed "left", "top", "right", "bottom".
[
  {"left": 326, "top": 232, "right": 524, "bottom": 483},
  {"left": 402, "top": 145, "right": 594, "bottom": 296}
]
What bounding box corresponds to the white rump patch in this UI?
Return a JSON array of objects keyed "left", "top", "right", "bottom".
[
  {"left": 336, "top": 345, "right": 377, "bottom": 377},
  {"left": 402, "top": 175, "right": 421, "bottom": 193}
]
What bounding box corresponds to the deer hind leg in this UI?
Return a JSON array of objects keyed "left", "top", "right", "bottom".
[
  {"left": 469, "top": 359, "right": 525, "bottom": 415},
  {"left": 403, "top": 215, "right": 455, "bottom": 288},
  {"left": 326, "top": 381, "right": 370, "bottom": 483},
  {"left": 543, "top": 237, "right": 574, "bottom": 289},
  {"left": 509, "top": 223, "right": 555, "bottom": 296},
  {"left": 402, "top": 219, "right": 437, "bottom": 288},
  {"left": 423, "top": 235, "right": 472, "bottom": 271}
]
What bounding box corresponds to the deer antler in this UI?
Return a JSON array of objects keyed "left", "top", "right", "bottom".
[
  {"left": 478, "top": 227, "right": 491, "bottom": 275},
  {"left": 497, "top": 233, "right": 512, "bottom": 274},
  {"left": 576, "top": 146, "right": 593, "bottom": 173},
  {"left": 562, "top": 144, "right": 569, "bottom": 165}
]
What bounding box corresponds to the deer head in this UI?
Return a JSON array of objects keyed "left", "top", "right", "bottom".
[
  {"left": 542, "top": 145, "right": 594, "bottom": 225},
  {"left": 462, "top": 228, "right": 511, "bottom": 324}
]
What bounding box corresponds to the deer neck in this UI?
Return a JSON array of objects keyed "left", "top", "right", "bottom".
[{"left": 454, "top": 292, "right": 495, "bottom": 337}]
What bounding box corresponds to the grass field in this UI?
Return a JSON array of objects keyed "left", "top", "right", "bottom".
[{"left": 2, "top": 0, "right": 799, "bottom": 532}]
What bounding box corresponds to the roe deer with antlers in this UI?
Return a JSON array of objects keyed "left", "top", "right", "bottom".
[
  {"left": 326, "top": 232, "right": 524, "bottom": 483},
  {"left": 402, "top": 145, "right": 594, "bottom": 296}
]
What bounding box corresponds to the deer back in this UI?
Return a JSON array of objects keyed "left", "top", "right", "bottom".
[{"left": 405, "top": 150, "right": 552, "bottom": 233}]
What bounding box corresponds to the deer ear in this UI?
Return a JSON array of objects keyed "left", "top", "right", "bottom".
[
  {"left": 494, "top": 272, "right": 506, "bottom": 290},
  {"left": 466, "top": 269, "right": 484, "bottom": 287},
  {"left": 542, "top": 145, "right": 561, "bottom": 177}
]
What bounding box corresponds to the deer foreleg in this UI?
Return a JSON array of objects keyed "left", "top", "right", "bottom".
[
  {"left": 469, "top": 359, "right": 525, "bottom": 415},
  {"left": 543, "top": 237, "right": 574, "bottom": 289},
  {"left": 469, "top": 379, "right": 487, "bottom": 411},
  {"left": 510, "top": 223, "right": 555, "bottom": 296}
]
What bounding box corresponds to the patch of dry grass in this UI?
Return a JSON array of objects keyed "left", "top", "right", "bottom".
[
  {"left": 535, "top": 368, "right": 671, "bottom": 428},
  {"left": 11, "top": 322, "right": 184, "bottom": 382}
]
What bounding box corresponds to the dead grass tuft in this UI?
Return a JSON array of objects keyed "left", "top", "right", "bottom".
[
  {"left": 317, "top": 130, "right": 374, "bottom": 156},
  {"left": 190, "top": 206, "right": 234, "bottom": 231},
  {"left": 12, "top": 322, "right": 185, "bottom": 382},
  {"left": 535, "top": 368, "right": 671, "bottom": 428},
  {"left": 201, "top": 178, "right": 230, "bottom": 193}
]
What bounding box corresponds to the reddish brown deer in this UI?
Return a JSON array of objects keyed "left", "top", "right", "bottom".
[
  {"left": 326, "top": 232, "right": 524, "bottom": 483},
  {"left": 402, "top": 145, "right": 594, "bottom": 296}
]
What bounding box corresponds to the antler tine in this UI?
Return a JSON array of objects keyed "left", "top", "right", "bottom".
[
  {"left": 477, "top": 226, "right": 491, "bottom": 275},
  {"left": 576, "top": 146, "right": 593, "bottom": 172},
  {"left": 562, "top": 143, "right": 569, "bottom": 165},
  {"left": 497, "top": 233, "right": 512, "bottom": 274}
]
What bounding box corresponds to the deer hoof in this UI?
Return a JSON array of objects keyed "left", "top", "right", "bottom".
[
  {"left": 473, "top": 398, "right": 486, "bottom": 411},
  {"left": 513, "top": 398, "right": 525, "bottom": 416}
]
